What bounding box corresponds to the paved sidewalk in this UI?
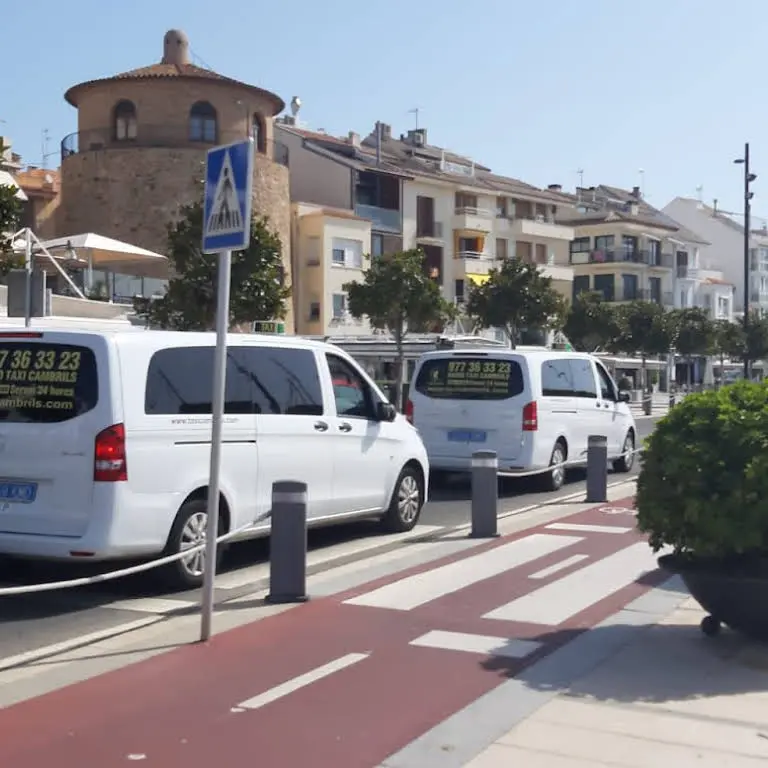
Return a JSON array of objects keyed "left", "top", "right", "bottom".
[{"left": 466, "top": 598, "right": 768, "bottom": 767}]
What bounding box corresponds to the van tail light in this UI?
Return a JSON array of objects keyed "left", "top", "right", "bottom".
[
  {"left": 522, "top": 401, "right": 538, "bottom": 431},
  {"left": 94, "top": 423, "right": 127, "bottom": 482},
  {"left": 404, "top": 399, "right": 414, "bottom": 423}
]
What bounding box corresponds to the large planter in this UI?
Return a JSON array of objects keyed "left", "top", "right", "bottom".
[{"left": 659, "top": 553, "right": 768, "bottom": 641}]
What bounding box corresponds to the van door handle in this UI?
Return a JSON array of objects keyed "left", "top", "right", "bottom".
[
  {"left": 339, "top": 422, "right": 353, "bottom": 433},
  {"left": 314, "top": 421, "right": 329, "bottom": 432}
]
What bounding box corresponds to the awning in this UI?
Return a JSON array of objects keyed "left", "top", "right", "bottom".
[
  {"left": 0, "top": 170, "right": 27, "bottom": 201},
  {"left": 466, "top": 273, "right": 489, "bottom": 285}
]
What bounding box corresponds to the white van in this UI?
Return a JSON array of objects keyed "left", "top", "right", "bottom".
[
  {"left": 408, "top": 348, "right": 635, "bottom": 491},
  {"left": 0, "top": 329, "right": 429, "bottom": 587}
]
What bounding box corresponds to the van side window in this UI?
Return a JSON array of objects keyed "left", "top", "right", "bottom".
[
  {"left": 145, "top": 346, "right": 324, "bottom": 416},
  {"left": 326, "top": 353, "right": 375, "bottom": 419},
  {"left": 570, "top": 358, "right": 598, "bottom": 399},
  {"left": 595, "top": 362, "right": 617, "bottom": 401},
  {"left": 541, "top": 359, "right": 575, "bottom": 397}
]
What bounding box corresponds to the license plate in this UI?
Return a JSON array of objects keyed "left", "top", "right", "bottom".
[
  {"left": 0, "top": 481, "right": 38, "bottom": 504},
  {"left": 447, "top": 430, "right": 487, "bottom": 443}
]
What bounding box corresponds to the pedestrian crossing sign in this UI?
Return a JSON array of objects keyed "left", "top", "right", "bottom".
[{"left": 202, "top": 138, "right": 254, "bottom": 254}]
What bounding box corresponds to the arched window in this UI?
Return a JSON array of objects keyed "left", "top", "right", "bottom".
[
  {"left": 251, "top": 113, "right": 266, "bottom": 153},
  {"left": 113, "top": 100, "right": 137, "bottom": 141},
  {"left": 189, "top": 101, "right": 217, "bottom": 143}
]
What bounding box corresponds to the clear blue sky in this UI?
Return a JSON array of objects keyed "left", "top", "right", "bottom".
[{"left": 3, "top": 0, "right": 767, "bottom": 222}]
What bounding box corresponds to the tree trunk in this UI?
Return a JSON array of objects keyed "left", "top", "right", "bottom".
[
  {"left": 507, "top": 325, "right": 517, "bottom": 350},
  {"left": 718, "top": 352, "right": 724, "bottom": 389},
  {"left": 393, "top": 329, "right": 405, "bottom": 412}
]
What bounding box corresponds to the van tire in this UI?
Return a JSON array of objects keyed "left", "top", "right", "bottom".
[
  {"left": 540, "top": 440, "right": 567, "bottom": 492},
  {"left": 380, "top": 465, "right": 424, "bottom": 533},
  {"left": 162, "top": 499, "right": 224, "bottom": 590},
  {"left": 612, "top": 430, "right": 636, "bottom": 473}
]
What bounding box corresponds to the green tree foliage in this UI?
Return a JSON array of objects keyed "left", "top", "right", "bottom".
[
  {"left": 637, "top": 381, "right": 768, "bottom": 558},
  {"left": 612, "top": 301, "right": 673, "bottom": 389},
  {"left": 0, "top": 144, "right": 23, "bottom": 276},
  {"left": 710, "top": 318, "right": 744, "bottom": 386},
  {"left": 563, "top": 291, "right": 619, "bottom": 352},
  {"left": 133, "top": 201, "right": 290, "bottom": 331},
  {"left": 744, "top": 311, "right": 768, "bottom": 369},
  {"left": 344, "top": 249, "right": 456, "bottom": 409},
  {"left": 465, "top": 259, "right": 567, "bottom": 348}
]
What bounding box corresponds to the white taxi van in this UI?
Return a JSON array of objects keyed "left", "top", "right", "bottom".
[
  {"left": 0, "top": 329, "right": 429, "bottom": 587},
  {"left": 408, "top": 347, "right": 635, "bottom": 491}
]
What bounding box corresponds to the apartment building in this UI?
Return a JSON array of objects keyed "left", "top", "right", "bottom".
[
  {"left": 663, "top": 197, "right": 764, "bottom": 317},
  {"left": 558, "top": 185, "right": 709, "bottom": 310},
  {"left": 276, "top": 118, "right": 574, "bottom": 332},
  {"left": 291, "top": 203, "right": 372, "bottom": 336}
]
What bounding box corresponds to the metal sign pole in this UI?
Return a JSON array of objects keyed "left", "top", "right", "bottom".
[
  {"left": 200, "top": 248, "right": 232, "bottom": 642},
  {"left": 198, "top": 137, "right": 253, "bottom": 643},
  {"left": 24, "top": 228, "right": 32, "bottom": 328}
]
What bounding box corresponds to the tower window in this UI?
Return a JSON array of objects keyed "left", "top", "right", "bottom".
[
  {"left": 189, "top": 101, "right": 217, "bottom": 143},
  {"left": 113, "top": 100, "right": 137, "bottom": 141},
  {"left": 252, "top": 113, "right": 266, "bottom": 153}
]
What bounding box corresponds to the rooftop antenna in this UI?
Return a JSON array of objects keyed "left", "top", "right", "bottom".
[
  {"left": 407, "top": 107, "right": 419, "bottom": 130},
  {"left": 638, "top": 168, "right": 645, "bottom": 197}
]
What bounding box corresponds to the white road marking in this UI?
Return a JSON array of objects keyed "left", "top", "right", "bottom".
[
  {"left": 105, "top": 597, "right": 197, "bottom": 614},
  {"left": 545, "top": 523, "right": 632, "bottom": 535},
  {"left": 528, "top": 554, "right": 589, "bottom": 580},
  {"left": 344, "top": 534, "right": 582, "bottom": 611},
  {"left": 236, "top": 653, "right": 369, "bottom": 711},
  {"left": 0, "top": 617, "right": 159, "bottom": 673},
  {"left": 410, "top": 630, "right": 541, "bottom": 659},
  {"left": 484, "top": 542, "right": 656, "bottom": 626},
  {"left": 215, "top": 525, "right": 444, "bottom": 590}
]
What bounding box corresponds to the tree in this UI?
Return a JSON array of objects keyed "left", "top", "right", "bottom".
[
  {"left": 133, "top": 201, "right": 291, "bottom": 331},
  {"left": 744, "top": 311, "right": 768, "bottom": 374},
  {"left": 0, "top": 142, "right": 23, "bottom": 277},
  {"left": 612, "top": 301, "right": 673, "bottom": 391},
  {"left": 465, "top": 259, "right": 567, "bottom": 348},
  {"left": 668, "top": 307, "right": 714, "bottom": 387},
  {"left": 710, "top": 319, "right": 745, "bottom": 386},
  {"left": 563, "top": 291, "right": 620, "bottom": 352},
  {"left": 344, "top": 249, "right": 456, "bottom": 409}
]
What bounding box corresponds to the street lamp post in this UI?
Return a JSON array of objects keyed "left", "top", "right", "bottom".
[{"left": 735, "top": 143, "right": 757, "bottom": 379}]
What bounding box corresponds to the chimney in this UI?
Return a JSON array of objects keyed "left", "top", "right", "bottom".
[
  {"left": 406, "top": 128, "right": 427, "bottom": 147},
  {"left": 589, "top": 186, "right": 596, "bottom": 202},
  {"left": 377, "top": 122, "right": 391, "bottom": 141},
  {"left": 631, "top": 185, "right": 641, "bottom": 199},
  {"left": 713, "top": 198, "right": 718, "bottom": 214},
  {"left": 629, "top": 202, "right": 639, "bottom": 216},
  {"left": 547, "top": 184, "right": 562, "bottom": 192},
  {"left": 375, "top": 122, "right": 382, "bottom": 165},
  {"left": 348, "top": 131, "right": 360, "bottom": 147}
]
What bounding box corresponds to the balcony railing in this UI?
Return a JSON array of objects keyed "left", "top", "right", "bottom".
[
  {"left": 354, "top": 203, "right": 401, "bottom": 233},
  {"left": 61, "top": 126, "right": 289, "bottom": 166},
  {"left": 676, "top": 264, "right": 700, "bottom": 279},
  {"left": 456, "top": 251, "right": 491, "bottom": 260},
  {"left": 416, "top": 221, "right": 444, "bottom": 238},
  {"left": 455, "top": 206, "right": 493, "bottom": 217},
  {"left": 569, "top": 249, "right": 673, "bottom": 267}
]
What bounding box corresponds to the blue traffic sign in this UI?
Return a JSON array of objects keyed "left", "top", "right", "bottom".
[{"left": 202, "top": 138, "right": 254, "bottom": 254}]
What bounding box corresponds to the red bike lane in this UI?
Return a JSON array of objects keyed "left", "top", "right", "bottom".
[{"left": 0, "top": 498, "right": 660, "bottom": 768}]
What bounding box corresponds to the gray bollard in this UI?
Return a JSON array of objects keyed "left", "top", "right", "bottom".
[
  {"left": 266, "top": 480, "right": 309, "bottom": 604},
  {"left": 643, "top": 393, "right": 652, "bottom": 416},
  {"left": 586, "top": 435, "right": 608, "bottom": 503},
  {"left": 668, "top": 392, "right": 675, "bottom": 409},
  {"left": 470, "top": 450, "right": 500, "bottom": 538}
]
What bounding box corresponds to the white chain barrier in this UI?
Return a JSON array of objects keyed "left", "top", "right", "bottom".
[
  {"left": 0, "top": 511, "right": 272, "bottom": 597},
  {"left": 497, "top": 444, "right": 645, "bottom": 479}
]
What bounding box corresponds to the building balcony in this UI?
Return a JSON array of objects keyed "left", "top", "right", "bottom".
[
  {"left": 453, "top": 207, "right": 493, "bottom": 232},
  {"left": 570, "top": 249, "right": 673, "bottom": 267},
  {"left": 354, "top": 203, "right": 401, "bottom": 233},
  {"left": 60, "top": 126, "right": 289, "bottom": 166},
  {"left": 676, "top": 265, "right": 700, "bottom": 280},
  {"left": 455, "top": 251, "right": 496, "bottom": 276},
  {"left": 609, "top": 288, "right": 673, "bottom": 305},
  {"left": 510, "top": 216, "right": 574, "bottom": 241},
  {"left": 415, "top": 221, "right": 444, "bottom": 240}
]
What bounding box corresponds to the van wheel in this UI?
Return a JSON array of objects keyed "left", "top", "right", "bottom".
[
  {"left": 380, "top": 465, "right": 424, "bottom": 533},
  {"left": 163, "top": 499, "right": 223, "bottom": 590},
  {"left": 612, "top": 431, "right": 636, "bottom": 473},
  {"left": 540, "top": 441, "right": 567, "bottom": 492}
]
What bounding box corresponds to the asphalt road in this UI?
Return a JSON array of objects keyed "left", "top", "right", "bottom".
[{"left": 0, "top": 417, "right": 656, "bottom": 663}]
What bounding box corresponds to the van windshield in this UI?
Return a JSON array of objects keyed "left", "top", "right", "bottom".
[
  {"left": 414, "top": 357, "right": 524, "bottom": 400},
  {"left": 0, "top": 342, "right": 98, "bottom": 423}
]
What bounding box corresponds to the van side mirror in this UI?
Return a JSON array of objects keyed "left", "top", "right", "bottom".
[
  {"left": 376, "top": 401, "right": 397, "bottom": 422},
  {"left": 618, "top": 391, "right": 631, "bottom": 403}
]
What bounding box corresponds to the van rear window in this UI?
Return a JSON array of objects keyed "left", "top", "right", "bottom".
[
  {"left": 414, "top": 357, "right": 524, "bottom": 400},
  {"left": 0, "top": 342, "right": 98, "bottom": 423}
]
